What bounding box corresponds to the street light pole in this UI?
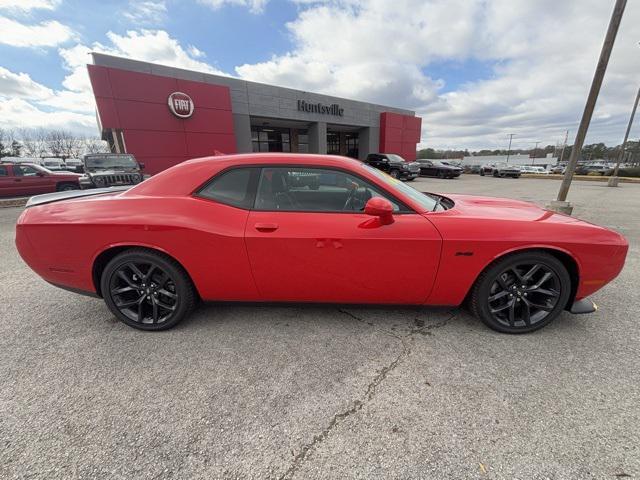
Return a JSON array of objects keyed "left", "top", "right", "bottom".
[
  {"left": 506, "top": 133, "right": 514, "bottom": 163},
  {"left": 608, "top": 85, "right": 640, "bottom": 187},
  {"left": 548, "top": 0, "right": 627, "bottom": 214},
  {"left": 532, "top": 141, "right": 540, "bottom": 165}
]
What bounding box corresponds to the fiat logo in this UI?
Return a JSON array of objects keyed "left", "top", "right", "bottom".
[{"left": 168, "top": 92, "right": 194, "bottom": 118}]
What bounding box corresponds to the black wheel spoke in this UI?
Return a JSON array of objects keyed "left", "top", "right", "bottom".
[
  {"left": 152, "top": 299, "right": 159, "bottom": 323},
  {"left": 508, "top": 300, "right": 516, "bottom": 326},
  {"left": 116, "top": 295, "right": 144, "bottom": 308},
  {"left": 112, "top": 285, "right": 135, "bottom": 295},
  {"left": 528, "top": 301, "right": 553, "bottom": 312},
  {"left": 127, "top": 263, "right": 145, "bottom": 280},
  {"left": 489, "top": 290, "right": 509, "bottom": 302},
  {"left": 117, "top": 270, "right": 137, "bottom": 288},
  {"left": 531, "top": 287, "right": 559, "bottom": 298},
  {"left": 137, "top": 296, "right": 145, "bottom": 321},
  {"left": 523, "top": 264, "right": 541, "bottom": 282},
  {"left": 158, "top": 288, "right": 177, "bottom": 299},
  {"left": 156, "top": 299, "right": 176, "bottom": 311},
  {"left": 521, "top": 301, "right": 531, "bottom": 326},
  {"left": 510, "top": 267, "right": 524, "bottom": 284}
]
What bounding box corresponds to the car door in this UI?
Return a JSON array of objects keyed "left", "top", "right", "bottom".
[
  {"left": 12, "top": 165, "right": 54, "bottom": 195},
  {"left": 244, "top": 166, "right": 442, "bottom": 304},
  {"left": 0, "top": 165, "right": 16, "bottom": 196}
]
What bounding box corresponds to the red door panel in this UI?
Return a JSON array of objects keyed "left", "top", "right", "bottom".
[{"left": 245, "top": 211, "right": 442, "bottom": 304}]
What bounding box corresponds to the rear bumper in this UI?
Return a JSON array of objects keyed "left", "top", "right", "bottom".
[{"left": 569, "top": 298, "right": 597, "bottom": 314}]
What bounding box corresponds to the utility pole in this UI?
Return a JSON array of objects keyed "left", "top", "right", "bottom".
[
  {"left": 608, "top": 84, "right": 640, "bottom": 186},
  {"left": 506, "top": 134, "right": 515, "bottom": 163},
  {"left": 558, "top": 130, "right": 569, "bottom": 164},
  {"left": 548, "top": 0, "right": 627, "bottom": 214},
  {"left": 532, "top": 141, "right": 540, "bottom": 165}
]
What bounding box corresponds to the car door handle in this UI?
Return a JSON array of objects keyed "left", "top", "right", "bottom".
[{"left": 254, "top": 223, "right": 279, "bottom": 232}]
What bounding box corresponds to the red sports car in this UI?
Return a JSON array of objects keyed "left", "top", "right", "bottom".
[{"left": 16, "top": 154, "right": 627, "bottom": 333}]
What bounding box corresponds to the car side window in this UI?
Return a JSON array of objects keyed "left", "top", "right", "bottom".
[
  {"left": 0, "top": 166, "right": 7, "bottom": 176},
  {"left": 254, "top": 167, "right": 405, "bottom": 213},
  {"left": 197, "top": 167, "right": 259, "bottom": 209},
  {"left": 14, "top": 165, "right": 38, "bottom": 177}
]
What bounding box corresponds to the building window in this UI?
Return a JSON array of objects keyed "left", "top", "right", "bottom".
[
  {"left": 346, "top": 133, "right": 359, "bottom": 159},
  {"left": 252, "top": 126, "right": 291, "bottom": 153},
  {"left": 297, "top": 130, "right": 309, "bottom": 153},
  {"left": 327, "top": 132, "right": 340, "bottom": 155}
]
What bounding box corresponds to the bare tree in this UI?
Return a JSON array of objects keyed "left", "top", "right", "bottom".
[
  {"left": 81, "top": 137, "right": 110, "bottom": 154},
  {"left": 17, "top": 128, "right": 48, "bottom": 158}
]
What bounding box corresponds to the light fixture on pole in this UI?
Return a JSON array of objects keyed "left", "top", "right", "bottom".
[{"left": 608, "top": 85, "right": 640, "bottom": 187}]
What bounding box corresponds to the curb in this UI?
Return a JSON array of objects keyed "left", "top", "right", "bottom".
[
  {"left": 0, "top": 197, "right": 28, "bottom": 208},
  {"left": 520, "top": 174, "right": 640, "bottom": 184}
]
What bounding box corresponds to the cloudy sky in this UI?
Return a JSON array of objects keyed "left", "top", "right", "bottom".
[{"left": 0, "top": 0, "right": 639, "bottom": 150}]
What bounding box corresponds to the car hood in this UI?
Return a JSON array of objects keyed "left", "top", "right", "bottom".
[
  {"left": 441, "top": 193, "right": 587, "bottom": 223},
  {"left": 85, "top": 168, "right": 140, "bottom": 175}
]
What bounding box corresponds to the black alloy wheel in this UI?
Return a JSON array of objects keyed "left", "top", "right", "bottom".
[
  {"left": 470, "top": 251, "right": 571, "bottom": 333},
  {"left": 101, "top": 249, "right": 196, "bottom": 331}
]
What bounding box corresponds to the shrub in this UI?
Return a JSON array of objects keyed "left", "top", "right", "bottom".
[{"left": 605, "top": 167, "right": 640, "bottom": 177}]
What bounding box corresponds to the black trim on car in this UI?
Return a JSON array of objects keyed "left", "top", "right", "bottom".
[{"left": 193, "top": 164, "right": 415, "bottom": 214}]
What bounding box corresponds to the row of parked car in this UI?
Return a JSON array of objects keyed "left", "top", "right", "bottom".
[{"left": 0, "top": 153, "right": 146, "bottom": 197}]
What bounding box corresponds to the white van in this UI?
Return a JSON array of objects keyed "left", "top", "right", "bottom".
[{"left": 41, "top": 158, "right": 67, "bottom": 171}]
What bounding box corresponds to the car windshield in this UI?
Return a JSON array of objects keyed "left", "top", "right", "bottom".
[
  {"left": 385, "top": 154, "right": 406, "bottom": 162},
  {"left": 85, "top": 154, "right": 137, "bottom": 169},
  {"left": 362, "top": 164, "right": 438, "bottom": 211}
]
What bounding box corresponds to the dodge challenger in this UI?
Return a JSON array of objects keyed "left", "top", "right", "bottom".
[{"left": 16, "top": 154, "right": 628, "bottom": 333}]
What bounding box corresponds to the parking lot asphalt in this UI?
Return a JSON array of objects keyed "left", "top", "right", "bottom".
[{"left": 1, "top": 175, "right": 638, "bottom": 479}]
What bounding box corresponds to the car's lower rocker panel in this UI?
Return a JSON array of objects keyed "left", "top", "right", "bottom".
[{"left": 569, "top": 298, "right": 597, "bottom": 314}]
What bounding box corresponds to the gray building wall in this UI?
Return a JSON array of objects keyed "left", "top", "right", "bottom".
[{"left": 91, "top": 53, "right": 416, "bottom": 158}]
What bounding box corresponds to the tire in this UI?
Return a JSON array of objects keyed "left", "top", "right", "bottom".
[
  {"left": 469, "top": 251, "right": 571, "bottom": 334},
  {"left": 480, "top": 170, "right": 485, "bottom": 176},
  {"left": 57, "top": 182, "right": 79, "bottom": 191},
  {"left": 101, "top": 249, "right": 196, "bottom": 331},
  {"left": 493, "top": 171, "right": 499, "bottom": 177},
  {"left": 390, "top": 170, "right": 399, "bottom": 179},
  {"left": 438, "top": 170, "right": 446, "bottom": 179}
]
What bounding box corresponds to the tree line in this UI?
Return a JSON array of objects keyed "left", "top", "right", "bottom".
[
  {"left": 0, "top": 128, "right": 110, "bottom": 160},
  {"left": 417, "top": 141, "right": 640, "bottom": 164}
]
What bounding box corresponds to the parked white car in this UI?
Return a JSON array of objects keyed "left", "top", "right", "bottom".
[
  {"left": 41, "top": 158, "right": 68, "bottom": 171},
  {"left": 519, "top": 165, "right": 550, "bottom": 174}
]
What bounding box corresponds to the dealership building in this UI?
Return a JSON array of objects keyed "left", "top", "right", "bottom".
[{"left": 87, "top": 53, "right": 422, "bottom": 174}]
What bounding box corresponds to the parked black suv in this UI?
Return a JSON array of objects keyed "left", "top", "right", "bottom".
[
  {"left": 364, "top": 153, "right": 420, "bottom": 181},
  {"left": 416, "top": 159, "right": 462, "bottom": 179},
  {"left": 79, "top": 153, "right": 146, "bottom": 189}
]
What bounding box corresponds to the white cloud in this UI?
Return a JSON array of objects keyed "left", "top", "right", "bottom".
[
  {"left": 0, "top": 0, "right": 60, "bottom": 12},
  {"left": 197, "top": 0, "right": 269, "bottom": 14},
  {"left": 0, "top": 67, "right": 53, "bottom": 99},
  {"left": 236, "top": 0, "right": 640, "bottom": 149},
  {"left": 123, "top": 0, "right": 167, "bottom": 25},
  {"left": 0, "top": 17, "right": 75, "bottom": 48},
  {"left": 0, "top": 98, "right": 96, "bottom": 132},
  {"left": 0, "top": 29, "right": 228, "bottom": 134}
]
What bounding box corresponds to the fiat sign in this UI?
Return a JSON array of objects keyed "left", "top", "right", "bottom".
[{"left": 168, "top": 92, "right": 194, "bottom": 118}]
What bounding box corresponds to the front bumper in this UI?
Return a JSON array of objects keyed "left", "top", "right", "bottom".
[{"left": 569, "top": 298, "right": 597, "bottom": 314}]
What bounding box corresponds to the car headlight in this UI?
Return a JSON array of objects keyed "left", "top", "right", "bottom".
[
  {"left": 94, "top": 176, "right": 105, "bottom": 186},
  {"left": 402, "top": 164, "right": 410, "bottom": 170}
]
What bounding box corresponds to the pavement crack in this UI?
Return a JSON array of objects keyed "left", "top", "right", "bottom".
[{"left": 277, "top": 309, "right": 410, "bottom": 480}]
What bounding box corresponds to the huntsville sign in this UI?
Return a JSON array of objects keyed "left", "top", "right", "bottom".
[{"left": 297, "top": 100, "right": 344, "bottom": 116}]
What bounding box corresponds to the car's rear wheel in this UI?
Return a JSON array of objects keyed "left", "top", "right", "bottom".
[
  {"left": 480, "top": 170, "right": 485, "bottom": 176},
  {"left": 57, "top": 182, "right": 79, "bottom": 191},
  {"left": 470, "top": 251, "right": 571, "bottom": 333},
  {"left": 438, "top": 170, "right": 446, "bottom": 179},
  {"left": 101, "top": 249, "right": 196, "bottom": 331}
]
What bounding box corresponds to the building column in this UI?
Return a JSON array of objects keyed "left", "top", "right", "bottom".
[
  {"left": 308, "top": 121, "right": 327, "bottom": 154},
  {"left": 358, "top": 126, "right": 379, "bottom": 160},
  {"left": 233, "top": 114, "right": 252, "bottom": 153}
]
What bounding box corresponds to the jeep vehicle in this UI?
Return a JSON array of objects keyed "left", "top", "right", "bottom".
[
  {"left": 80, "top": 153, "right": 145, "bottom": 189},
  {"left": 364, "top": 153, "right": 420, "bottom": 181}
]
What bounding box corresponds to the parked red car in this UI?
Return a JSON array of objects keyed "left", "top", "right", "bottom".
[
  {"left": 16, "top": 154, "right": 627, "bottom": 333},
  {"left": 0, "top": 163, "right": 81, "bottom": 197}
]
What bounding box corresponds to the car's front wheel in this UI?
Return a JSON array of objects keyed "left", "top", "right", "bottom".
[
  {"left": 389, "top": 170, "right": 399, "bottom": 179},
  {"left": 57, "top": 182, "right": 79, "bottom": 191},
  {"left": 469, "top": 251, "right": 571, "bottom": 333},
  {"left": 101, "top": 249, "right": 196, "bottom": 331}
]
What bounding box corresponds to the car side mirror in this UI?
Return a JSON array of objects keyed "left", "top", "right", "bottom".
[
  {"left": 37, "top": 171, "right": 46, "bottom": 177},
  {"left": 364, "top": 197, "right": 394, "bottom": 225},
  {"left": 139, "top": 162, "right": 145, "bottom": 169}
]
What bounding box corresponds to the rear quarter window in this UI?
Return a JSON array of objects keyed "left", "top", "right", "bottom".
[{"left": 196, "top": 167, "right": 260, "bottom": 209}]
